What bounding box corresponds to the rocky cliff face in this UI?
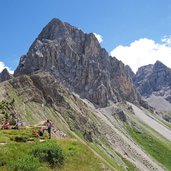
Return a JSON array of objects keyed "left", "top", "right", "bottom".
[
  {"left": 15, "top": 18, "right": 141, "bottom": 107},
  {"left": 1, "top": 69, "right": 165, "bottom": 171},
  {"left": 0, "top": 68, "right": 13, "bottom": 82},
  {"left": 125, "top": 65, "right": 135, "bottom": 81},
  {"left": 133, "top": 61, "right": 171, "bottom": 102}
]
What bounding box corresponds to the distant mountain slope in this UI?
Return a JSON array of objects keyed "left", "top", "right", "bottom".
[
  {"left": 146, "top": 94, "right": 171, "bottom": 112},
  {"left": 128, "top": 102, "right": 171, "bottom": 141},
  {"left": 126, "top": 61, "right": 171, "bottom": 112},
  {"left": 0, "top": 72, "right": 166, "bottom": 171},
  {"left": 134, "top": 61, "right": 171, "bottom": 100},
  {"left": 14, "top": 18, "right": 141, "bottom": 107}
]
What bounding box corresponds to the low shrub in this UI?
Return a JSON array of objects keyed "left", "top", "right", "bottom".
[
  {"left": 10, "top": 136, "right": 28, "bottom": 142},
  {"left": 0, "top": 155, "right": 6, "bottom": 167},
  {"left": 10, "top": 154, "right": 40, "bottom": 171},
  {"left": 32, "top": 141, "right": 64, "bottom": 167}
]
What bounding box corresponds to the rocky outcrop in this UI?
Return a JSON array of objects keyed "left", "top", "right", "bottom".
[
  {"left": 163, "top": 115, "right": 171, "bottom": 123},
  {"left": 14, "top": 18, "right": 141, "bottom": 107},
  {"left": 112, "top": 108, "right": 127, "bottom": 122},
  {"left": 0, "top": 68, "right": 13, "bottom": 82},
  {"left": 133, "top": 61, "right": 171, "bottom": 103},
  {"left": 125, "top": 65, "right": 135, "bottom": 81},
  {"left": 9, "top": 72, "right": 66, "bottom": 105}
]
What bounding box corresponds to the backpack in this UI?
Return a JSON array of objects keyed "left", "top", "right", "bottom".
[{"left": 39, "top": 130, "right": 44, "bottom": 136}]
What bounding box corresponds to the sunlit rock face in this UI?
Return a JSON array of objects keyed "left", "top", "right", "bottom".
[
  {"left": 133, "top": 61, "right": 171, "bottom": 102},
  {"left": 14, "top": 18, "right": 140, "bottom": 107}
]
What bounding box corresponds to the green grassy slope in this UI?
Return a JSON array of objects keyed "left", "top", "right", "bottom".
[
  {"left": 1, "top": 75, "right": 170, "bottom": 171},
  {"left": 0, "top": 128, "right": 112, "bottom": 171},
  {"left": 126, "top": 123, "right": 171, "bottom": 170}
]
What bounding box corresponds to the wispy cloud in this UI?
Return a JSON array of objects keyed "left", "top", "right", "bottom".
[
  {"left": 0, "top": 61, "right": 14, "bottom": 74},
  {"left": 110, "top": 37, "right": 171, "bottom": 73},
  {"left": 93, "top": 33, "right": 103, "bottom": 43},
  {"left": 161, "top": 35, "right": 171, "bottom": 46}
]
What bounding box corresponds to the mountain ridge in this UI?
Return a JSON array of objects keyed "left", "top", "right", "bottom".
[
  {"left": 0, "top": 18, "right": 171, "bottom": 171},
  {"left": 126, "top": 60, "right": 171, "bottom": 115},
  {"left": 14, "top": 18, "right": 141, "bottom": 107},
  {"left": 131, "top": 60, "right": 171, "bottom": 100}
]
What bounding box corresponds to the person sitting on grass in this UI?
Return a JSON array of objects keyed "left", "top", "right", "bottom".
[
  {"left": 39, "top": 127, "right": 47, "bottom": 137},
  {"left": 1, "top": 119, "right": 10, "bottom": 130},
  {"left": 11, "top": 123, "right": 19, "bottom": 130},
  {"left": 32, "top": 127, "right": 47, "bottom": 137}
]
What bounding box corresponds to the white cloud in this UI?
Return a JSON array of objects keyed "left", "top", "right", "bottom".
[
  {"left": 161, "top": 35, "right": 171, "bottom": 46},
  {"left": 110, "top": 37, "right": 171, "bottom": 73},
  {"left": 93, "top": 33, "right": 103, "bottom": 43},
  {"left": 0, "top": 61, "right": 14, "bottom": 74}
]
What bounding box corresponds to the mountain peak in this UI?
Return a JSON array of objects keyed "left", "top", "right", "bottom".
[
  {"left": 155, "top": 60, "right": 163, "bottom": 65},
  {"left": 50, "top": 18, "right": 63, "bottom": 24},
  {"left": 0, "top": 68, "right": 13, "bottom": 82},
  {"left": 37, "top": 18, "right": 99, "bottom": 45},
  {"left": 1, "top": 68, "right": 8, "bottom": 74},
  {"left": 134, "top": 60, "right": 171, "bottom": 99},
  {"left": 38, "top": 18, "right": 70, "bottom": 41},
  {"left": 153, "top": 60, "right": 167, "bottom": 70},
  {"left": 14, "top": 18, "right": 141, "bottom": 107}
]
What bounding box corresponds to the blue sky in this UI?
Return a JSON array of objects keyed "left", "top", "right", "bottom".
[{"left": 1, "top": 0, "right": 171, "bottom": 73}]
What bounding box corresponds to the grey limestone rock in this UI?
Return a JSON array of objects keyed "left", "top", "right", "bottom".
[
  {"left": 125, "top": 65, "right": 135, "bottom": 81},
  {"left": 134, "top": 61, "right": 171, "bottom": 103},
  {"left": 14, "top": 18, "right": 141, "bottom": 107},
  {"left": 112, "top": 108, "right": 127, "bottom": 122},
  {"left": 0, "top": 68, "right": 13, "bottom": 82}
]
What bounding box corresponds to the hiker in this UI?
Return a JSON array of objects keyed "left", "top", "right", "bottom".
[
  {"left": 46, "top": 120, "right": 52, "bottom": 139},
  {"left": 1, "top": 119, "right": 10, "bottom": 129}
]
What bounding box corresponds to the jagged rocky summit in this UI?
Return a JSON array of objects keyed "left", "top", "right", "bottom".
[
  {"left": 14, "top": 18, "right": 141, "bottom": 107},
  {"left": 0, "top": 68, "right": 13, "bottom": 82},
  {"left": 133, "top": 61, "right": 171, "bottom": 101},
  {"left": 125, "top": 61, "right": 171, "bottom": 112}
]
